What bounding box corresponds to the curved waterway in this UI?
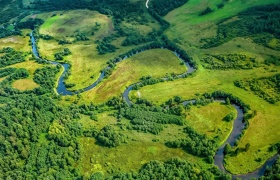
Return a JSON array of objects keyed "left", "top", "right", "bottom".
[{"left": 30, "top": 32, "right": 278, "bottom": 179}]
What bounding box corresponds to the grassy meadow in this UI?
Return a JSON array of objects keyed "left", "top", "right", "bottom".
[
  {"left": 164, "top": 0, "right": 280, "bottom": 49},
  {"left": 186, "top": 102, "right": 236, "bottom": 146},
  {"left": 80, "top": 49, "right": 186, "bottom": 103},
  {"left": 0, "top": 30, "right": 31, "bottom": 52}
]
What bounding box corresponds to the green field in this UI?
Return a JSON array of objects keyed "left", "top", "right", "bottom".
[
  {"left": 81, "top": 49, "right": 186, "bottom": 103},
  {"left": 186, "top": 102, "right": 235, "bottom": 146},
  {"left": 0, "top": 30, "right": 31, "bottom": 52},
  {"left": 39, "top": 10, "right": 113, "bottom": 40}
]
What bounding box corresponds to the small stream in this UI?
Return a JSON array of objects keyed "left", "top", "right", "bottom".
[{"left": 30, "top": 32, "right": 278, "bottom": 179}]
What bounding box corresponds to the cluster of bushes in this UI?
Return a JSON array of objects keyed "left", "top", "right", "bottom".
[
  {"left": 97, "top": 41, "right": 117, "bottom": 54},
  {"left": 40, "top": 34, "right": 53, "bottom": 40},
  {"left": 0, "top": 28, "right": 21, "bottom": 39},
  {"left": 149, "top": 0, "right": 189, "bottom": 16},
  {"left": 201, "top": 54, "right": 258, "bottom": 70},
  {"left": 264, "top": 55, "right": 280, "bottom": 66},
  {"left": 17, "top": 18, "right": 44, "bottom": 29},
  {"left": 33, "top": 66, "right": 61, "bottom": 93},
  {"left": 74, "top": 33, "right": 89, "bottom": 41},
  {"left": 234, "top": 74, "right": 280, "bottom": 104},
  {"left": 108, "top": 157, "right": 231, "bottom": 179},
  {"left": 58, "top": 38, "right": 72, "bottom": 45},
  {"left": 199, "top": 7, "right": 214, "bottom": 16},
  {"left": 261, "top": 158, "right": 280, "bottom": 180},
  {"left": 166, "top": 126, "right": 217, "bottom": 163},
  {"left": 201, "top": 4, "right": 280, "bottom": 48},
  {"left": 122, "top": 107, "right": 184, "bottom": 134},
  {"left": 0, "top": 47, "right": 26, "bottom": 68},
  {"left": 96, "top": 125, "right": 126, "bottom": 147},
  {"left": 54, "top": 48, "right": 71, "bottom": 60},
  {"left": 0, "top": 67, "right": 16, "bottom": 78}
]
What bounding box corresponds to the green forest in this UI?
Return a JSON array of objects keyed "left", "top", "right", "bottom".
[{"left": 0, "top": 0, "right": 279, "bottom": 179}]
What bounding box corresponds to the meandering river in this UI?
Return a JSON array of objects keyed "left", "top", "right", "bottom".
[{"left": 30, "top": 32, "right": 278, "bottom": 179}]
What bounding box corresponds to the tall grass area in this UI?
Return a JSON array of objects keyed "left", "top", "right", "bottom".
[
  {"left": 186, "top": 102, "right": 235, "bottom": 146},
  {"left": 0, "top": 30, "right": 31, "bottom": 52},
  {"left": 39, "top": 10, "right": 113, "bottom": 40},
  {"left": 81, "top": 49, "right": 186, "bottom": 103}
]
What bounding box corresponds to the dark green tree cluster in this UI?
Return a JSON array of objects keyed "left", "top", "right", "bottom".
[
  {"left": 199, "top": 7, "right": 214, "bottom": 16},
  {"left": 33, "top": 66, "right": 61, "bottom": 93},
  {"left": 201, "top": 54, "right": 258, "bottom": 70},
  {"left": 260, "top": 158, "right": 280, "bottom": 180},
  {"left": 201, "top": 4, "right": 280, "bottom": 48},
  {"left": 0, "top": 0, "right": 23, "bottom": 24},
  {"left": 97, "top": 41, "right": 117, "bottom": 54},
  {"left": 149, "top": 0, "right": 189, "bottom": 16},
  {"left": 0, "top": 47, "right": 26, "bottom": 68},
  {"left": 54, "top": 48, "right": 71, "bottom": 60},
  {"left": 0, "top": 28, "right": 21, "bottom": 39},
  {"left": 166, "top": 126, "right": 217, "bottom": 163},
  {"left": 17, "top": 18, "right": 44, "bottom": 30},
  {"left": 74, "top": 33, "right": 89, "bottom": 41},
  {"left": 108, "top": 157, "right": 231, "bottom": 179},
  {"left": 0, "top": 93, "right": 83, "bottom": 179},
  {"left": 0, "top": 67, "right": 16, "bottom": 78},
  {"left": 40, "top": 34, "right": 53, "bottom": 40},
  {"left": 96, "top": 125, "right": 126, "bottom": 147},
  {"left": 264, "top": 55, "right": 280, "bottom": 66},
  {"left": 223, "top": 112, "right": 235, "bottom": 122},
  {"left": 122, "top": 106, "right": 184, "bottom": 134},
  {"left": 234, "top": 74, "right": 280, "bottom": 104}
]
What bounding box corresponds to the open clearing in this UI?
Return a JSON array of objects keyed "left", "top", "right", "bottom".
[
  {"left": 186, "top": 102, "right": 235, "bottom": 146},
  {"left": 0, "top": 30, "right": 31, "bottom": 52}
]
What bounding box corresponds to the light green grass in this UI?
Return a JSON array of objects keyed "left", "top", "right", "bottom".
[
  {"left": 78, "top": 111, "right": 118, "bottom": 131},
  {"left": 0, "top": 30, "right": 31, "bottom": 52},
  {"left": 186, "top": 102, "right": 236, "bottom": 146},
  {"left": 81, "top": 49, "right": 186, "bottom": 103},
  {"left": 164, "top": 0, "right": 280, "bottom": 49},
  {"left": 39, "top": 10, "right": 113, "bottom": 40},
  {"left": 12, "top": 79, "right": 39, "bottom": 91}
]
